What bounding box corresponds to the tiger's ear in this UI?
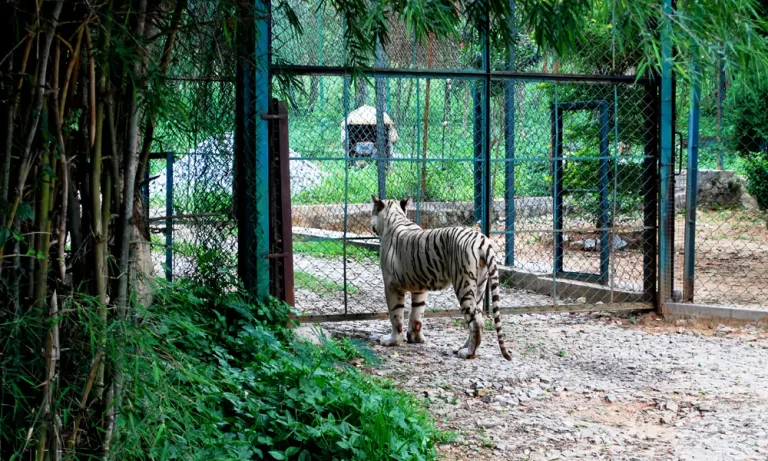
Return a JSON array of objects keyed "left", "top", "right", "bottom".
[
  {"left": 371, "top": 195, "right": 385, "bottom": 212},
  {"left": 399, "top": 197, "right": 411, "bottom": 212}
]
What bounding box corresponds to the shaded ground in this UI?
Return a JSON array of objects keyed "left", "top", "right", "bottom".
[{"left": 307, "top": 312, "right": 768, "bottom": 460}]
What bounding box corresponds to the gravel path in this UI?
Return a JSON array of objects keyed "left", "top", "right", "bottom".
[{"left": 310, "top": 312, "right": 768, "bottom": 460}]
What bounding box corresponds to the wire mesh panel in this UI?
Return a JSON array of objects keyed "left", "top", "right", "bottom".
[
  {"left": 266, "top": 1, "right": 662, "bottom": 320},
  {"left": 488, "top": 81, "right": 657, "bottom": 308},
  {"left": 673, "top": 73, "right": 768, "bottom": 309},
  {"left": 280, "top": 71, "right": 658, "bottom": 319}
]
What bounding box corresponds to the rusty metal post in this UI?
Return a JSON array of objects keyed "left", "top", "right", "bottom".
[{"left": 265, "top": 100, "right": 295, "bottom": 306}]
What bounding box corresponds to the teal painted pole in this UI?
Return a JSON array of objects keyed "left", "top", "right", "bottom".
[
  {"left": 255, "top": 0, "right": 271, "bottom": 300},
  {"left": 683, "top": 47, "right": 700, "bottom": 302},
  {"left": 658, "top": 0, "right": 675, "bottom": 308},
  {"left": 317, "top": 0, "right": 324, "bottom": 111},
  {"left": 504, "top": 0, "right": 516, "bottom": 266}
]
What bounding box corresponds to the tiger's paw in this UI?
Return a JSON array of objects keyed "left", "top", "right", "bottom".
[
  {"left": 456, "top": 348, "right": 477, "bottom": 359},
  {"left": 380, "top": 335, "right": 404, "bottom": 347},
  {"left": 406, "top": 330, "right": 426, "bottom": 344}
]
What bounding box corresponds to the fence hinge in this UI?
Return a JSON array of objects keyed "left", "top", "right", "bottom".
[{"left": 261, "top": 113, "right": 288, "bottom": 120}]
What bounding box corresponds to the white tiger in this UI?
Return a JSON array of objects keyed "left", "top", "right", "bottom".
[{"left": 371, "top": 196, "right": 512, "bottom": 361}]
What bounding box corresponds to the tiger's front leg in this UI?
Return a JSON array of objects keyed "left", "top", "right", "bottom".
[
  {"left": 407, "top": 292, "right": 427, "bottom": 343},
  {"left": 380, "top": 289, "right": 405, "bottom": 347}
]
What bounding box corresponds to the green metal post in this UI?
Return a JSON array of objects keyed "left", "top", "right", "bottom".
[
  {"left": 683, "top": 47, "right": 700, "bottom": 302},
  {"left": 658, "top": 0, "right": 675, "bottom": 309}
]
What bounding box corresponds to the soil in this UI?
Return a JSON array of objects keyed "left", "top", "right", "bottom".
[{"left": 302, "top": 311, "right": 768, "bottom": 460}]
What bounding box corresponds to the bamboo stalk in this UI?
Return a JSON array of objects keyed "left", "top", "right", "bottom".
[
  {"left": 66, "top": 350, "right": 103, "bottom": 454},
  {"left": 136, "top": 0, "right": 187, "bottom": 186},
  {"left": 107, "top": 1, "right": 148, "bottom": 456},
  {"left": 59, "top": 26, "right": 85, "bottom": 122},
  {"left": 51, "top": 42, "right": 69, "bottom": 283},
  {"left": 91, "top": 16, "right": 110, "bottom": 405},
  {"left": 85, "top": 27, "right": 96, "bottom": 148},
  {"left": 1, "top": 0, "right": 64, "bottom": 265},
  {"left": 0, "top": 32, "right": 35, "bottom": 264}
]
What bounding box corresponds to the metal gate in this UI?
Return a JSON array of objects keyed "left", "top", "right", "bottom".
[{"left": 263, "top": 4, "right": 661, "bottom": 321}]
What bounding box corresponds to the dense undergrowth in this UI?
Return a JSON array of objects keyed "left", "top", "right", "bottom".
[
  {"left": 1, "top": 279, "right": 447, "bottom": 460},
  {"left": 121, "top": 280, "right": 449, "bottom": 460}
]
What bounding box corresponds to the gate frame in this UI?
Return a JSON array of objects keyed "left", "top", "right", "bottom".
[
  {"left": 249, "top": 0, "right": 669, "bottom": 322},
  {"left": 551, "top": 101, "right": 611, "bottom": 286}
]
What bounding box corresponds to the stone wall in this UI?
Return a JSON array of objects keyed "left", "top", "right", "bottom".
[
  {"left": 674, "top": 169, "right": 758, "bottom": 212},
  {"left": 292, "top": 197, "right": 553, "bottom": 234}
]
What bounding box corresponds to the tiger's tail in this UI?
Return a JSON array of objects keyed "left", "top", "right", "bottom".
[{"left": 487, "top": 249, "right": 512, "bottom": 361}]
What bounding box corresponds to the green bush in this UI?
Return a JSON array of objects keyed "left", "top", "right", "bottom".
[
  {"left": 743, "top": 153, "right": 768, "bottom": 211},
  {"left": 724, "top": 78, "right": 768, "bottom": 211},
  {"left": 114, "top": 280, "right": 446, "bottom": 460},
  {"left": 2, "top": 280, "right": 447, "bottom": 460}
]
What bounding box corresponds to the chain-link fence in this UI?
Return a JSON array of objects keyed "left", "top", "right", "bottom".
[
  {"left": 270, "top": 3, "right": 660, "bottom": 320},
  {"left": 142, "top": 1, "right": 240, "bottom": 288},
  {"left": 672, "top": 67, "right": 768, "bottom": 309}
]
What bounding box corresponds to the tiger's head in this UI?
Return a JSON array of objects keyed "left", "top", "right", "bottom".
[{"left": 371, "top": 196, "right": 410, "bottom": 235}]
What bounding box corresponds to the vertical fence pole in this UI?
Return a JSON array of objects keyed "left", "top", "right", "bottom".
[
  {"left": 598, "top": 103, "right": 611, "bottom": 284},
  {"left": 683, "top": 49, "right": 700, "bottom": 302},
  {"left": 165, "top": 152, "right": 174, "bottom": 281},
  {"left": 317, "top": 0, "right": 324, "bottom": 111},
  {"left": 643, "top": 83, "right": 659, "bottom": 303},
  {"left": 552, "top": 105, "right": 564, "bottom": 276},
  {"left": 481, "top": 15, "right": 492, "bottom": 313},
  {"left": 235, "top": 0, "right": 271, "bottom": 301},
  {"left": 473, "top": 76, "right": 483, "bottom": 224},
  {"left": 343, "top": 73, "right": 350, "bottom": 314},
  {"left": 414, "top": 32, "right": 423, "bottom": 224},
  {"left": 717, "top": 55, "right": 725, "bottom": 170},
  {"left": 375, "top": 40, "right": 387, "bottom": 198},
  {"left": 658, "top": 0, "right": 675, "bottom": 309},
  {"left": 504, "top": 0, "right": 516, "bottom": 266}
]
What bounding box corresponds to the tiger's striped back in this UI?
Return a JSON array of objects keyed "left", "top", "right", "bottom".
[{"left": 372, "top": 198, "right": 512, "bottom": 361}]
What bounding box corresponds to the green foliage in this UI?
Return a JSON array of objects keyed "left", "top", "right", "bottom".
[
  {"left": 725, "top": 79, "right": 768, "bottom": 157},
  {"left": 295, "top": 271, "right": 360, "bottom": 294},
  {"left": 117, "top": 281, "right": 444, "bottom": 459},
  {"left": 1, "top": 280, "right": 444, "bottom": 459},
  {"left": 743, "top": 154, "right": 768, "bottom": 211},
  {"left": 725, "top": 77, "right": 768, "bottom": 210},
  {"left": 293, "top": 240, "right": 378, "bottom": 262}
]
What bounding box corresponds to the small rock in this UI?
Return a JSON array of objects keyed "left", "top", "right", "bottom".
[
  {"left": 539, "top": 376, "right": 552, "bottom": 384},
  {"left": 665, "top": 401, "right": 679, "bottom": 413},
  {"left": 476, "top": 388, "right": 490, "bottom": 398},
  {"left": 477, "top": 419, "right": 501, "bottom": 429},
  {"left": 583, "top": 239, "right": 597, "bottom": 251},
  {"left": 577, "top": 297, "right": 587, "bottom": 304},
  {"left": 605, "top": 394, "right": 618, "bottom": 403},
  {"left": 481, "top": 395, "right": 493, "bottom": 403},
  {"left": 579, "top": 428, "right": 594, "bottom": 439},
  {"left": 660, "top": 415, "right": 674, "bottom": 425},
  {"left": 697, "top": 402, "right": 714, "bottom": 412},
  {"left": 492, "top": 382, "right": 504, "bottom": 389}
]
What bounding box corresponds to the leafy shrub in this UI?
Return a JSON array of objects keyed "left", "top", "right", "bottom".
[
  {"left": 725, "top": 78, "right": 768, "bottom": 212},
  {"left": 114, "top": 279, "right": 446, "bottom": 460},
  {"left": 743, "top": 153, "right": 768, "bottom": 211}
]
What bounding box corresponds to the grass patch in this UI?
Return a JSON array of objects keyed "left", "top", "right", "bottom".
[
  {"left": 295, "top": 270, "right": 360, "bottom": 295},
  {"left": 293, "top": 239, "right": 378, "bottom": 262}
]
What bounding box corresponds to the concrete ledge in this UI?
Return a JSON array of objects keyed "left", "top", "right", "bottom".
[
  {"left": 292, "top": 226, "right": 648, "bottom": 304},
  {"left": 664, "top": 303, "right": 768, "bottom": 322},
  {"left": 497, "top": 266, "right": 646, "bottom": 304}
]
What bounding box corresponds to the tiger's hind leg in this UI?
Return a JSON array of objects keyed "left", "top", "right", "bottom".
[
  {"left": 407, "top": 292, "right": 427, "bottom": 343},
  {"left": 455, "top": 280, "right": 484, "bottom": 359},
  {"left": 380, "top": 289, "right": 405, "bottom": 347}
]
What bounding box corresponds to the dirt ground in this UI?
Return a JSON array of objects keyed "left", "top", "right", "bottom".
[{"left": 305, "top": 311, "right": 768, "bottom": 460}]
